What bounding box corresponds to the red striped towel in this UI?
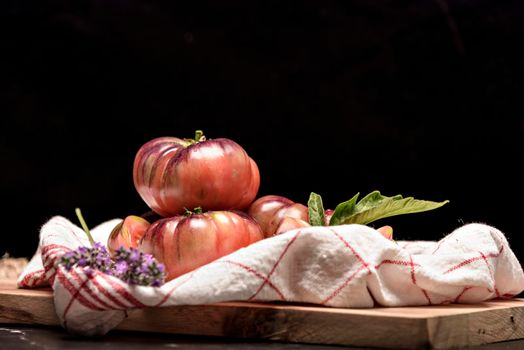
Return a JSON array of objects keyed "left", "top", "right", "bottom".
[{"left": 18, "top": 216, "right": 524, "bottom": 336}]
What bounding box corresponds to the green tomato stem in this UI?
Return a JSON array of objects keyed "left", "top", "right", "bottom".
[
  {"left": 75, "top": 208, "right": 96, "bottom": 246},
  {"left": 193, "top": 206, "right": 204, "bottom": 214},
  {"left": 183, "top": 130, "right": 206, "bottom": 146},
  {"left": 184, "top": 207, "right": 204, "bottom": 216},
  {"left": 194, "top": 130, "right": 205, "bottom": 142}
]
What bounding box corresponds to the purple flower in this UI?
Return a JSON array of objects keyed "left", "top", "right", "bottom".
[
  {"left": 59, "top": 243, "right": 166, "bottom": 287},
  {"left": 114, "top": 260, "right": 129, "bottom": 275},
  {"left": 129, "top": 249, "right": 141, "bottom": 263},
  {"left": 139, "top": 263, "right": 149, "bottom": 275}
]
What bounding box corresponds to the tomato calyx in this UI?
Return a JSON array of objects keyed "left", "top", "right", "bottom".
[
  {"left": 184, "top": 206, "right": 204, "bottom": 216},
  {"left": 182, "top": 130, "right": 207, "bottom": 147}
]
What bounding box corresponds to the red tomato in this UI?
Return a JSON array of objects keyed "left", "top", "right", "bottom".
[
  {"left": 247, "top": 195, "right": 394, "bottom": 239},
  {"left": 133, "top": 131, "right": 260, "bottom": 217},
  {"left": 274, "top": 216, "right": 311, "bottom": 235},
  {"left": 138, "top": 210, "right": 264, "bottom": 281},
  {"left": 107, "top": 215, "right": 150, "bottom": 256},
  {"left": 324, "top": 209, "right": 334, "bottom": 225},
  {"left": 247, "top": 195, "right": 308, "bottom": 237}
]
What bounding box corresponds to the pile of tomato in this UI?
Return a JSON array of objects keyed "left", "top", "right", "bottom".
[{"left": 108, "top": 131, "right": 317, "bottom": 281}]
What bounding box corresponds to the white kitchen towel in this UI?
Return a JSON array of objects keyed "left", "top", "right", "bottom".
[{"left": 18, "top": 216, "right": 524, "bottom": 336}]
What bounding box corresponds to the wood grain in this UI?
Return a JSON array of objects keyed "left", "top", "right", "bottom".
[
  {"left": 1, "top": 280, "right": 523, "bottom": 349},
  {"left": 0, "top": 280, "right": 58, "bottom": 326}
]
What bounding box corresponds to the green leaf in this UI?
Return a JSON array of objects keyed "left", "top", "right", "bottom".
[
  {"left": 329, "top": 190, "right": 449, "bottom": 226},
  {"left": 307, "top": 192, "right": 326, "bottom": 226},
  {"left": 328, "top": 192, "right": 360, "bottom": 226}
]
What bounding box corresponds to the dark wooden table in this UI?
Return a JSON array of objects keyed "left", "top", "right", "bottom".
[{"left": 2, "top": 324, "right": 524, "bottom": 350}]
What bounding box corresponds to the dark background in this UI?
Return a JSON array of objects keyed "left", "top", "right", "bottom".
[{"left": 1, "top": 1, "right": 523, "bottom": 267}]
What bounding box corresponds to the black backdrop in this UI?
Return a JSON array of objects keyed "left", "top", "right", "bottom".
[{"left": 2, "top": 1, "right": 523, "bottom": 269}]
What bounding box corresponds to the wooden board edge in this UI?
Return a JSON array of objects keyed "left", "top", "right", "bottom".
[
  {"left": 426, "top": 302, "right": 524, "bottom": 349},
  {"left": 0, "top": 289, "right": 59, "bottom": 326},
  {"left": 118, "top": 303, "right": 431, "bottom": 349}
]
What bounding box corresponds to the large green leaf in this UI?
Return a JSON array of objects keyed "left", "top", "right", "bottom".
[
  {"left": 329, "top": 190, "right": 449, "bottom": 226},
  {"left": 327, "top": 192, "right": 360, "bottom": 226}
]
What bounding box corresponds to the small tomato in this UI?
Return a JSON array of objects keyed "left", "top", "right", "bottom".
[
  {"left": 274, "top": 216, "right": 311, "bottom": 234},
  {"left": 248, "top": 195, "right": 394, "bottom": 240},
  {"left": 247, "top": 195, "right": 309, "bottom": 237},
  {"left": 107, "top": 215, "right": 151, "bottom": 255}
]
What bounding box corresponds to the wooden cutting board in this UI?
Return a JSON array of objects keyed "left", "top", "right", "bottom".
[{"left": 1, "top": 280, "right": 523, "bottom": 349}]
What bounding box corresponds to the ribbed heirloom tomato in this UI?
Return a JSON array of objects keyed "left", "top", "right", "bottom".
[
  {"left": 139, "top": 209, "right": 264, "bottom": 281},
  {"left": 133, "top": 130, "right": 260, "bottom": 217},
  {"left": 247, "top": 195, "right": 309, "bottom": 237}
]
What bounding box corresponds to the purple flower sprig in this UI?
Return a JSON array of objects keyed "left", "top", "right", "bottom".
[
  {"left": 113, "top": 247, "right": 165, "bottom": 287},
  {"left": 60, "top": 242, "right": 114, "bottom": 276},
  {"left": 58, "top": 208, "right": 166, "bottom": 287}
]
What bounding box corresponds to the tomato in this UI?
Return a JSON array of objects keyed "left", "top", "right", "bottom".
[
  {"left": 247, "top": 195, "right": 308, "bottom": 237},
  {"left": 107, "top": 215, "right": 150, "bottom": 255},
  {"left": 376, "top": 225, "right": 393, "bottom": 240},
  {"left": 133, "top": 131, "right": 260, "bottom": 217},
  {"left": 274, "top": 216, "right": 310, "bottom": 234},
  {"left": 324, "top": 209, "right": 334, "bottom": 225},
  {"left": 247, "top": 195, "right": 394, "bottom": 240},
  {"left": 138, "top": 209, "right": 264, "bottom": 281}
]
